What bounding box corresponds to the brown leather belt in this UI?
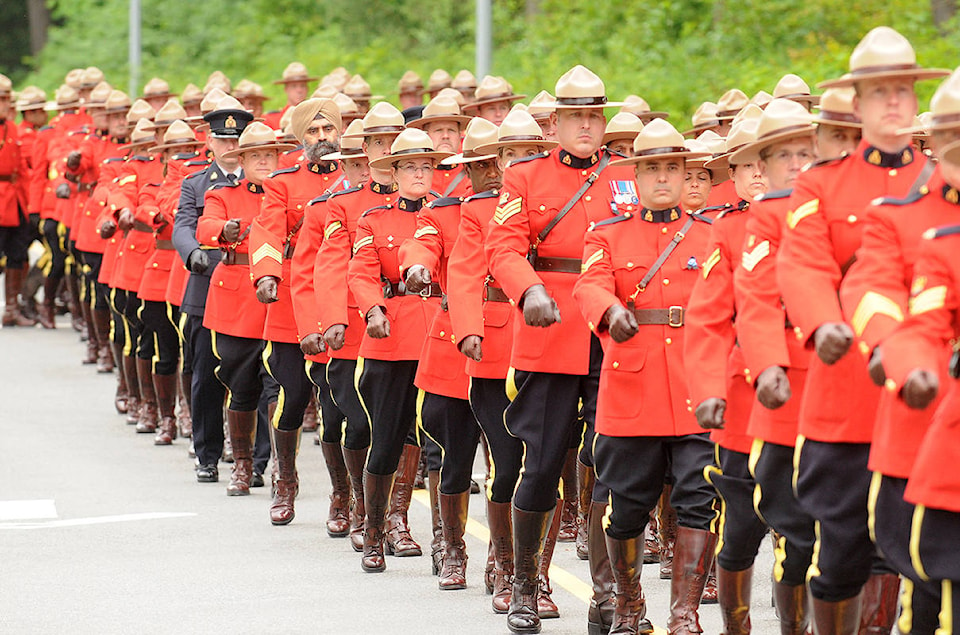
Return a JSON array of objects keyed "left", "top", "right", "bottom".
[
  {"left": 532, "top": 256, "right": 582, "bottom": 273},
  {"left": 632, "top": 306, "right": 685, "bottom": 328},
  {"left": 222, "top": 251, "right": 250, "bottom": 266},
  {"left": 484, "top": 285, "right": 510, "bottom": 303},
  {"left": 155, "top": 239, "right": 175, "bottom": 250},
  {"left": 132, "top": 220, "right": 154, "bottom": 233},
  {"left": 0, "top": 174, "right": 14, "bottom": 182},
  {"left": 383, "top": 280, "right": 443, "bottom": 299}
]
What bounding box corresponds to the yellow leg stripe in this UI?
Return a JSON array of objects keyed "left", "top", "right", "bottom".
[
  {"left": 792, "top": 435, "right": 805, "bottom": 499},
  {"left": 353, "top": 356, "right": 373, "bottom": 440},
  {"left": 505, "top": 366, "right": 518, "bottom": 402},
  {"left": 938, "top": 579, "right": 952, "bottom": 635},
  {"left": 807, "top": 520, "right": 823, "bottom": 585},
  {"left": 910, "top": 505, "right": 930, "bottom": 582},
  {"left": 867, "top": 471, "right": 883, "bottom": 545},
  {"left": 899, "top": 578, "right": 915, "bottom": 635}
]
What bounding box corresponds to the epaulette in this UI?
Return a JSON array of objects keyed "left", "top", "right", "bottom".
[
  {"left": 209, "top": 181, "right": 239, "bottom": 190},
  {"left": 870, "top": 189, "right": 929, "bottom": 207},
  {"left": 361, "top": 204, "right": 392, "bottom": 217},
  {"left": 801, "top": 152, "right": 850, "bottom": 173},
  {"left": 756, "top": 188, "right": 792, "bottom": 202},
  {"left": 172, "top": 152, "right": 197, "bottom": 161},
  {"left": 927, "top": 224, "right": 960, "bottom": 240},
  {"left": 269, "top": 165, "right": 300, "bottom": 177},
  {"left": 308, "top": 193, "right": 333, "bottom": 206},
  {"left": 428, "top": 196, "right": 462, "bottom": 208},
  {"left": 697, "top": 204, "right": 734, "bottom": 221},
  {"left": 510, "top": 152, "right": 549, "bottom": 166},
  {"left": 589, "top": 214, "right": 633, "bottom": 231},
  {"left": 104, "top": 156, "right": 125, "bottom": 164},
  {"left": 464, "top": 190, "right": 498, "bottom": 203},
  {"left": 184, "top": 169, "right": 207, "bottom": 180},
  {"left": 38, "top": 125, "right": 53, "bottom": 132},
  {"left": 429, "top": 189, "right": 442, "bottom": 198},
  {"left": 129, "top": 155, "right": 152, "bottom": 162},
  {"left": 185, "top": 159, "right": 210, "bottom": 167},
  {"left": 266, "top": 110, "right": 281, "bottom": 115},
  {"left": 329, "top": 185, "right": 362, "bottom": 199}
]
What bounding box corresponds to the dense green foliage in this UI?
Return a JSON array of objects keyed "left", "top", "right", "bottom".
[{"left": 13, "top": 0, "right": 960, "bottom": 122}]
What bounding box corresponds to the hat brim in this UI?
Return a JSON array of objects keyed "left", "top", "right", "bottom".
[
  {"left": 321, "top": 150, "right": 367, "bottom": 161},
  {"left": 148, "top": 139, "right": 205, "bottom": 153},
  {"left": 272, "top": 76, "right": 319, "bottom": 85},
  {"left": 627, "top": 110, "right": 669, "bottom": 122},
  {"left": 341, "top": 127, "right": 405, "bottom": 140},
  {"left": 17, "top": 103, "right": 46, "bottom": 111},
  {"left": 779, "top": 94, "right": 821, "bottom": 107},
  {"left": 813, "top": 116, "right": 862, "bottom": 130},
  {"left": 140, "top": 92, "right": 179, "bottom": 100},
  {"left": 441, "top": 151, "right": 497, "bottom": 166},
  {"left": 681, "top": 121, "right": 722, "bottom": 137},
  {"left": 729, "top": 125, "right": 816, "bottom": 165},
  {"left": 473, "top": 139, "right": 559, "bottom": 156},
  {"left": 941, "top": 139, "right": 960, "bottom": 165},
  {"left": 818, "top": 68, "right": 951, "bottom": 89},
  {"left": 553, "top": 101, "right": 624, "bottom": 110},
  {"left": 368, "top": 150, "right": 455, "bottom": 170},
  {"left": 222, "top": 141, "right": 297, "bottom": 159},
  {"left": 611, "top": 150, "right": 711, "bottom": 166},
  {"left": 119, "top": 137, "right": 157, "bottom": 151},
  {"left": 464, "top": 94, "right": 528, "bottom": 110},
  {"left": 602, "top": 132, "right": 642, "bottom": 145},
  {"left": 236, "top": 94, "right": 272, "bottom": 102},
  {"left": 406, "top": 114, "right": 472, "bottom": 129},
  {"left": 45, "top": 100, "right": 82, "bottom": 111}
]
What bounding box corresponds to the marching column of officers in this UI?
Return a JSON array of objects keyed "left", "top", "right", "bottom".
[{"left": 3, "top": 25, "right": 960, "bottom": 635}]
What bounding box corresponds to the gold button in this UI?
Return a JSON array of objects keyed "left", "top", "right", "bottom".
[
  {"left": 451, "top": 335, "right": 456, "bottom": 342},
  {"left": 439, "top": 330, "right": 445, "bottom": 337},
  {"left": 889, "top": 169, "right": 897, "bottom": 177},
  {"left": 661, "top": 227, "right": 668, "bottom": 234},
  {"left": 686, "top": 398, "right": 691, "bottom": 405},
  {"left": 588, "top": 321, "right": 595, "bottom": 330},
  {"left": 539, "top": 205, "right": 546, "bottom": 211},
  {"left": 152, "top": 263, "right": 158, "bottom": 268},
  {"left": 385, "top": 197, "right": 392, "bottom": 202},
  {"left": 297, "top": 204, "right": 302, "bottom": 209},
  {"left": 581, "top": 170, "right": 588, "bottom": 176},
  {"left": 884, "top": 378, "right": 897, "bottom": 391},
  {"left": 626, "top": 206, "right": 633, "bottom": 211},
  {"left": 212, "top": 236, "right": 218, "bottom": 241},
  {"left": 665, "top": 337, "right": 672, "bottom": 344},
  {"left": 626, "top": 261, "right": 634, "bottom": 268},
  {"left": 744, "top": 368, "right": 750, "bottom": 376},
  {"left": 847, "top": 215, "right": 857, "bottom": 224},
  {"left": 662, "top": 278, "right": 670, "bottom": 285},
  {"left": 859, "top": 341, "right": 870, "bottom": 355},
  {"left": 612, "top": 361, "right": 620, "bottom": 369},
  {"left": 585, "top": 195, "right": 592, "bottom": 202},
  {"left": 218, "top": 281, "right": 223, "bottom": 286},
  {"left": 794, "top": 327, "right": 804, "bottom": 340},
  {"left": 687, "top": 406, "right": 693, "bottom": 412}
]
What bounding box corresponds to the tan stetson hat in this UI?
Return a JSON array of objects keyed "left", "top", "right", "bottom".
[
  {"left": 899, "top": 68, "right": 960, "bottom": 135},
  {"left": 452, "top": 70, "right": 477, "bottom": 94},
  {"left": 321, "top": 119, "right": 367, "bottom": 161},
  {"left": 717, "top": 89, "right": 749, "bottom": 120},
  {"left": 181, "top": 83, "right": 204, "bottom": 105},
  {"left": 619, "top": 95, "right": 668, "bottom": 122},
  {"left": 279, "top": 108, "right": 296, "bottom": 141},
  {"left": 84, "top": 81, "right": 113, "bottom": 109},
  {"left": 407, "top": 95, "right": 471, "bottom": 129},
  {"left": 427, "top": 69, "right": 453, "bottom": 93},
  {"left": 144, "top": 99, "right": 189, "bottom": 130},
  {"left": 819, "top": 26, "right": 950, "bottom": 89},
  {"left": 750, "top": 90, "right": 773, "bottom": 109},
  {"left": 603, "top": 112, "right": 644, "bottom": 145},
  {"left": 684, "top": 139, "right": 713, "bottom": 171},
  {"left": 0, "top": 74, "right": 11, "bottom": 96},
  {"left": 398, "top": 71, "right": 424, "bottom": 96},
  {"left": 553, "top": 65, "right": 620, "bottom": 109},
  {"left": 368, "top": 128, "right": 454, "bottom": 170},
  {"left": 80, "top": 67, "right": 105, "bottom": 89},
  {"left": 332, "top": 93, "right": 362, "bottom": 124},
  {"left": 466, "top": 75, "right": 526, "bottom": 110},
  {"left": 187, "top": 87, "right": 228, "bottom": 121},
  {"left": 343, "top": 74, "right": 383, "bottom": 101},
  {"left": 342, "top": 102, "right": 406, "bottom": 138},
  {"left": 102, "top": 90, "right": 132, "bottom": 115},
  {"left": 527, "top": 90, "right": 556, "bottom": 120},
  {"left": 206, "top": 71, "right": 232, "bottom": 93},
  {"left": 813, "top": 87, "right": 861, "bottom": 128},
  {"left": 939, "top": 138, "right": 960, "bottom": 165},
  {"left": 45, "top": 85, "right": 81, "bottom": 111},
  {"left": 320, "top": 73, "right": 348, "bottom": 92},
  {"left": 730, "top": 98, "right": 816, "bottom": 165},
  {"left": 905, "top": 114, "right": 931, "bottom": 143},
  {"left": 774, "top": 73, "right": 820, "bottom": 106},
  {"left": 142, "top": 77, "right": 177, "bottom": 99},
  {"left": 223, "top": 121, "right": 296, "bottom": 159},
  {"left": 435, "top": 87, "right": 465, "bottom": 107},
  {"left": 511, "top": 103, "right": 528, "bottom": 113},
  {"left": 682, "top": 101, "right": 721, "bottom": 136},
  {"left": 234, "top": 79, "right": 270, "bottom": 102},
  {"left": 126, "top": 99, "right": 157, "bottom": 123},
  {"left": 64, "top": 69, "right": 83, "bottom": 89},
  {"left": 473, "top": 109, "right": 559, "bottom": 155},
  {"left": 312, "top": 84, "right": 339, "bottom": 99},
  {"left": 273, "top": 62, "right": 318, "bottom": 85},
  {"left": 119, "top": 119, "right": 157, "bottom": 150},
  {"left": 149, "top": 119, "right": 204, "bottom": 153},
  {"left": 15, "top": 86, "right": 46, "bottom": 111},
  {"left": 611, "top": 118, "right": 710, "bottom": 166},
  {"left": 687, "top": 132, "right": 729, "bottom": 184},
  {"left": 704, "top": 109, "right": 763, "bottom": 170},
  {"left": 442, "top": 117, "right": 499, "bottom": 165}
]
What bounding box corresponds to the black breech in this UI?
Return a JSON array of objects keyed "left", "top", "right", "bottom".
[
  {"left": 469, "top": 377, "right": 523, "bottom": 504},
  {"left": 419, "top": 391, "right": 481, "bottom": 495},
  {"left": 707, "top": 446, "right": 768, "bottom": 571},
  {"left": 262, "top": 340, "right": 312, "bottom": 431},
  {"left": 356, "top": 358, "right": 419, "bottom": 476},
  {"left": 212, "top": 331, "right": 263, "bottom": 412},
  {"left": 138, "top": 300, "right": 179, "bottom": 375},
  {"left": 326, "top": 357, "right": 371, "bottom": 450}
]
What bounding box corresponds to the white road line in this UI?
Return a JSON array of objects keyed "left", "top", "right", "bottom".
[
  {"left": 0, "top": 499, "right": 58, "bottom": 520},
  {"left": 0, "top": 511, "right": 196, "bottom": 529}
]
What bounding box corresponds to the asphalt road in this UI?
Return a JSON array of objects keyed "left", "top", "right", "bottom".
[{"left": 0, "top": 316, "right": 780, "bottom": 634}]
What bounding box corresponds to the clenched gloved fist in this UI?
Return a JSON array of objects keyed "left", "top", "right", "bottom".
[
  {"left": 521, "top": 284, "right": 560, "bottom": 327},
  {"left": 256, "top": 276, "right": 279, "bottom": 304},
  {"left": 66, "top": 151, "right": 81, "bottom": 171},
  {"left": 902, "top": 369, "right": 939, "bottom": 410},
  {"left": 220, "top": 218, "right": 241, "bottom": 243},
  {"left": 404, "top": 264, "right": 431, "bottom": 293},
  {"left": 603, "top": 304, "right": 639, "bottom": 343},
  {"left": 366, "top": 306, "right": 390, "bottom": 339},
  {"left": 299, "top": 333, "right": 325, "bottom": 356},
  {"left": 55, "top": 183, "right": 71, "bottom": 199},
  {"left": 117, "top": 208, "right": 135, "bottom": 231},
  {"left": 186, "top": 249, "right": 210, "bottom": 274},
  {"left": 867, "top": 347, "right": 887, "bottom": 387},
  {"left": 323, "top": 324, "right": 346, "bottom": 351},
  {"left": 99, "top": 219, "right": 117, "bottom": 239},
  {"left": 695, "top": 397, "right": 726, "bottom": 430},
  {"left": 755, "top": 366, "right": 791, "bottom": 410},
  {"left": 813, "top": 322, "right": 853, "bottom": 365},
  {"left": 459, "top": 335, "right": 483, "bottom": 362}
]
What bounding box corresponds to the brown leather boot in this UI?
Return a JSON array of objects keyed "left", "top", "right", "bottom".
[
  {"left": 270, "top": 428, "right": 299, "bottom": 525},
  {"left": 439, "top": 490, "right": 471, "bottom": 590},
  {"left": 225, "top": 409, "right": 256, "bottom": 496},
  {"left": 703, "top": 562, "right": 719, "bottom": 604},
  {"left": 606, "top": 534, "right": 654, "bottom": 635},
  {"left": 428, "top": 470, "right": 444, "bottom": 575},
  {"left": 859, "top": 573, "right": 900, "bottom": 634},
  {"left": 3, "top": 267, "right": 37, "bottom": 327},
  {"left": 342, "top": 446, "right": 368, "bottom": 552},
  {"left": 558, "top": 448, "right": 579, "bottom": 542},
  {"left": 717, "top": 566, "right": 753, "bottom": 635},
  {"left": 93, "top": 309, "right": 114, "bottom": 373},
  {"left": 644, "top": 507, "right": 661, "bottom": 564},
  {"left": 112, "top": 340, "right": 129, "bottom": 414},
  {"left": 588, "top": 501, "right": 617, "bottom": 635},
  {"left": 153, "top": 373, "right": 178, "bottom": 445},
  {"left": 659, "top": 485, "right": 678, "bottom": 579},
  {"left": 135, "top": 357, "right": 159, "bottom": 433},
  {"left": 507, "top": 507, "right": 551, "bottom": 635},
  {"left": 65, "top": 270, "right": 84, "bottom": 333},
  {"left": 488, "top": 499, "right": 514, "bottom": 614},
  {"left": 666, "top": 527, "right": 718, "bottom": 634},
  {"left": 301, "top": 394, "right": 319, "bottom": 432},
  {"left": 80, "top": 296, "right": 98, "bottom": 364},
  {"left": 361, "top": 470, "right": 394, "bottom": 573},
  {"left": 537, "top": 503, "right": 563, "bottom": 619},
  {"left": 385, "top": 444, "right": 422, "bottom": 557},
  {"left": 122, "top": 355, "right": 141, "bottom": 425},
  {"left": 773, "top": 582, "right": 810, "bottom": 634},
  {"left": 320, "top": 441, "right": 351, "bottom": 537},
  {"left": 177, "top": 371, "right": 192, "bottom": 438},
  {"left": 811, "top": 596, "right": 861, "bottom": 635},
  {"left": 38, "top": 275, "right": 57, "bottom": 329},
  {"left": 577, "top": 460, "right": 595, "bottom": 561}
]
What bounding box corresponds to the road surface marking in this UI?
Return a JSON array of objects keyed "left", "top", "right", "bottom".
[{"left": 0, "top": 511, "right": 196, "bottom": 529}]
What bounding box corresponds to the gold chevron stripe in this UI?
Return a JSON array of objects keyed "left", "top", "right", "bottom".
[
  {"left": 414, "top": 225, "right": 440, "bottom": 239},
  {"left": 786, "top": 198, "right": 819, "bottom": 230},
  {"left": 702, "top": 247, "right": 722, "bottom": 280},
  {"left": 118, "top": 174, "right": 137, "bottom": 186},
  {"left": 251, "top": 242, "right": 283, "bottom": 266},
  {"left": 741, "top": 240, "right": 770, "bottom": 272},
  {"left": 323, "top": 221, "right": 342, "bottom": 240},
  {"left": 909, "top": 285, "right": 947, "bottom": 316},
  {"left": 581, "top": 248, "right": 604, "bottom": 273},
  {"left": 352, "top": 235, "right": 374, "bottom": 255},
  {"left": 493, "top": 197, "right": 523, "bottom": 225},
  {"left": 851, "top": 291, "right": 905, "bottom": 336}
]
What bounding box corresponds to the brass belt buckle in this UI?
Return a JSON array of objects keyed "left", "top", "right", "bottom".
[
  {"left": 419, "top": 285, "right": 432, "bottom": 298},
  {"left": 668, "top": 305, "right": 683, "bottom": 328}
]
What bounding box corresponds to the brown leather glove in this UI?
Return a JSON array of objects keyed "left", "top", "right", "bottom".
[
  {"left": 117, "top": 208, "right": 135, "bottom": 231},
  {"left": 55, "top": 182, "right": 71, "bottom": 199},
  {"left": 813, "top": 322, "right": 854, "bottom": 365},
  {"left": 404, "top": 264, "right": 431, "bottom": 293},
  {"left": 755, "top": 366, "right": 791, "bottom": 410},
  {"left": 459, "top": 334, "right": 483, "bottom": 362},
  {"left": 520, "top": 284, "right": 560, "bottom": 327},
  {"left": 255, "top": 276, "right": 279, "bottom": 304},
  {"left": 695, "top": 397, "right": 726, "bottom": 430},
  {"left": 322, "top": 324, "right": 346, "bottom": 351},
  {"left": 220, "top": 218, "right": 241, "bottom": 243},
  {"left": 366, "top": 306, "right": 390, "bottom": 339},
  {"left": 152, "top": 211, "right": 169, "bottom": 227},
  {"left": 603, "top": 304, "right": 639, "bottom": 343},
  {"left": 299, "top": 332, "right": 325, "bottom": 356},
  {"left": 902, "top": 369, "right": 939, "bottom": 410},
  {"left": 867, "top": 347, "right": 887, "bottom": 387},
  {"left": 66, "top": 151, "right": 81, "bottom": 171},
  {"left": 99, "top": 219, "right": 117, "bottom": 239}
]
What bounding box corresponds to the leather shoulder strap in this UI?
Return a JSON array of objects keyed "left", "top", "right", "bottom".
[
  {"left": 637, "top": 215, "right": 697, "bottom": 292},
  {"left": 534, "top": 152, "right": 611, "bottom": 248}
]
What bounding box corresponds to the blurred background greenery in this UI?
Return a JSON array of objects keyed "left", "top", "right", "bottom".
[{"left": 3, "top": 0, "right": 959, "bottom": 123}]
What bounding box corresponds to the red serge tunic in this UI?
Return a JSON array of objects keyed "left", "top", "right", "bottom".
[
  {"left": 163, "top": 156, "right": 211, "bottom": 307},
  {"left": 110, "top": 155, "right": 163, "bottom": 294},
  {"left": 0, "top": 120, "right": 22, "bottom": 228}
]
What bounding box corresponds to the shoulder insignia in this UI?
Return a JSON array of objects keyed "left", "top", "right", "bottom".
[
  {"left": 361, "top": 204, "right": 392, "bottom": 218},
  {"left": 184, "top": 169, "right": 207, "bottom": 180},
  {"left": 464, "top": 190, "right": 499, "bottom": 203},
  {"left": 756, "top": 188, "right": 792, "bottom": 202},
  {"left": 185, "top": 159, "right": 209, "bottom": 167},
  {"left": 802, "top": 153, "right": 850, "bottom": 173},
  {"left": 39, "top": 125, "right": 53, "bottom": 132},
  {"left": 929, "top": 224, "right": 960, "bottom": 240},
  {"left": 509, "top": 151, "right": 549, "bottom": 167},
  {"left": 104, "top": 156, "right": 125, "bottom": 164},
  {"left": 871, "top": 189, "right": 929, "bottom": 207},
  {"left": 129, "top": 155, "right": 151, "bottom": 162},
  {"left": 269, "top": 165, "right": 300, "bottom": 177},
  {"left": 329, "top": 185, "right": 362, "bottom": 199},
  {"left": 589, "top": 214, "right": 632, "bottom": 231},
  {"left": 428, "top": 196, "right": 462, "bottom": 208},
  {"left": 308, "top": 193, "right": 333, "bottom": 206},
  {"left": 172, "top": 152, "right": 197, "bottom": 161}
]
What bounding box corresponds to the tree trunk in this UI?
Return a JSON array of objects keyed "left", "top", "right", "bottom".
[
  {"left": 526, "top": 0, "right": 540, "bottom": 20},
  {"left": 932, "top": 0, "right": 957, "bottom": 33},
  {"left": 27, "top": 0, "right": 49, "bottom": 56}
]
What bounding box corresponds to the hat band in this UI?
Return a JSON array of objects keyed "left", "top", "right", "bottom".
[
  {"left": 346, "top": 92, "right": 372, "bottom": 99},
  {"left": 556, "top": 96, "right": 608, "bottom": 106},
  {"left": 716, "top": 109, "right": 741, "bottom": 118},
  {"left": 162, "top": 137, "right": 200, "bottom": 146},
  {"left": 477, "top": 91, "right": 517, "bottom": 102},
  {"left": 391, "top": 147, "right": 435, "bottom": 157},
  {"left": 282, "top": 75, "right": 311, "bottom": 83},
  {"left": 634, "top": 146, "right": 688, "bottom": 158},
  {"left": 816, "top": 110, "right": 860, "bottom": 124},
  {"left": 778, "top": 92, "right": 815, "bottom": 100},
  {"left": 931, "top": 113, "right": 960, "bottom": 126},
  {"left": 758, "top": 123, "right": 815, "bottom": 140},
  {"left": 499, "top": 134, "right": 546, "bottom": 143},
  {"left": 693, "top": 119, "right": 722, "bottom": 129},
  {"left": 237, "top": 140, "right": 286, "bottom": 152},
  {"left": 363, "top": 125, "right": 405, "bottom": 134},
  {"left": 462, "top": 149, "right": 495, "bottom": 159},
  {"left": 849, "top": 63, "right": 920, "bottom": 77},
  {"left": 131, "top": 136, "right": 156, "bottom": 144}
]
